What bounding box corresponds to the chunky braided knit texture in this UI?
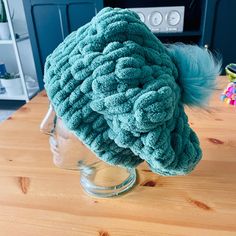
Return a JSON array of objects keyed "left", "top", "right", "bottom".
[{"left": 44, "top": 7, "right": 202, "bottom": 175}]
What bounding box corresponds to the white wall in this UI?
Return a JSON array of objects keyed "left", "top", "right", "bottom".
[{"left": 0, "top": 0, "right": 37, "bottom": 81}]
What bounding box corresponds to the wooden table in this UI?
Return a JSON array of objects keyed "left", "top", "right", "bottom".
[{"left": 0, "top": 76, "right": 235, "bottom": 236}]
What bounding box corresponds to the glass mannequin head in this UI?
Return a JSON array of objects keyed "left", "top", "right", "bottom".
[
  {"left": 40, "top": 104, "right": 97, "bottom": 170},
  {"left": 40, "top": 104, "right": 137, "bottom": 197}
]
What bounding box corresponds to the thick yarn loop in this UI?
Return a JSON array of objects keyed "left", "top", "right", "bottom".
[{"left": 44, "top": 7, "right": 202, "bottom": 176}]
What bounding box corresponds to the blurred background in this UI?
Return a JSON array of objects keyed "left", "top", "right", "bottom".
[{"left": 0, "top": 0, "right": 235, "bottom": 121}]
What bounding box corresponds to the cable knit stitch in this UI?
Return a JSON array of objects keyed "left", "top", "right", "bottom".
[{"left": 44, "top": 7, "right": 202, "bottom": 175}]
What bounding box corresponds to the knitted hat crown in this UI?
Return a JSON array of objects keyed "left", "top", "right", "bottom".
[{"left": 44, "top": 7, "right": 220, "bottom": 176}]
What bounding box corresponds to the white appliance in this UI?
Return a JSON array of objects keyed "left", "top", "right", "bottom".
[{"left": 129, "top": 6, "right": 185, "bottom": 33}]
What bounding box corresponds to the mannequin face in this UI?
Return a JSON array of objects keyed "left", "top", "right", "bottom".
[
  {"left": 40, "top": 105, "right": 97, "bottom": 170},
  {"left": 40, "top": 106, "right": 137, "bottom": 198}
]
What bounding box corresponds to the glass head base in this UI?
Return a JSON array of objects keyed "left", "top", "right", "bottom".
[{"left": 79, "top": 165, "right": 137, "bottom": 198}]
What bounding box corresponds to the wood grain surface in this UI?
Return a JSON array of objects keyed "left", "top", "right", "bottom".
[{"left": 0, "top": 76, "right": 235, "bottom": 236}]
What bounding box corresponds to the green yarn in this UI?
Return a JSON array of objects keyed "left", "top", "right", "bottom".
[{"left": 44, "top": 7, "right": 202, "bottom": 176}]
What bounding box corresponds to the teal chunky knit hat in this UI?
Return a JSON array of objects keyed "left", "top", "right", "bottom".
[{"left": 44, "top": 7, "right": 220, "bottom": 176}]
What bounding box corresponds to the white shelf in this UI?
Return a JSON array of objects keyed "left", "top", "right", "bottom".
[
  {"left": 16, "top": 34, "right": 29, "bottom": 42},
  {"left": 0, "top": 34, "right": 29, "bottom": 45},
  {"left": 0, "top": 39, "right": 13, "bottom": 44},
  {"left": 0, "top": 93, "right": 25, "bottom": 100},
  {"left": 0, "top": 87, "right": 38, "bottom": 101},
  {"left": 0, "top": 0, "right": 35, "bottom": 102}
]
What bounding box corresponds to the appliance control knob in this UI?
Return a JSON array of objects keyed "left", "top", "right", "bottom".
[
  {"left": 149, "top": 11, "right": 163, "bottom": 26},
  {"left": 167, "top": 10, "right": 181, "bottom": 26},
  {"left": 137, "top": 12, "right": 145, "bottom": 22}
]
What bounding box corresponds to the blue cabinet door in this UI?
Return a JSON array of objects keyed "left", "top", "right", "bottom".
[
  {"left": 23, "top": 0, "right": 103, "bottom": 89},
  {"left": 210, "top": 0, "right": 236, "bottom": 71},
  {"left": 201, "top": 0, "right": 236, "bottom": 73}
]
